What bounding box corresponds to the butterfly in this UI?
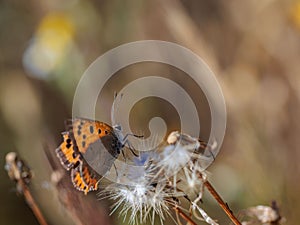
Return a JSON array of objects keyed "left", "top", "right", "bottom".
[{"left": 56, "top": 118, "right": 126, "bottom": 194}]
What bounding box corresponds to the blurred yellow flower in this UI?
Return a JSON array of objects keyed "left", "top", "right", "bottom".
[
  {"left": 23, "top": 12, "right": 76, "bottom": 78},
  {"left": 36, "top": 12, "right": 75, "bottom": 54}
]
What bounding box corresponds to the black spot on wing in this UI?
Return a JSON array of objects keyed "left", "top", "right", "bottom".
[{"left": 89, "top": 126, "right": 94, "bottom": 134}]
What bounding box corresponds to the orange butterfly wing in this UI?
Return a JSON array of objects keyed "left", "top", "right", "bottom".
[
  {"left": 56, "top": 132, "right": 82, "bottom": 170},
  {"left": 71, "top": 166, "right": 99, "bottom": 195},
  {"left": 71, "top": 118, "right": 116, "bottom": 154}
]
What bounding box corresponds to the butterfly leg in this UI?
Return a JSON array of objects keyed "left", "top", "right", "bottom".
[
  {"left": 122, "top": 133, "right": 144, "bottom": 141},
  {"left": 122, "top": 139, "right": 139, "bottom": 157},
  {"left": 121, "top": 133, "right": 143, "bottom": 157},
  {"left": 113, "top": 162, "right": 119, "bottom": 178},
  {"left": 121, "top": 150, "right": 127, "bottom": 162}
]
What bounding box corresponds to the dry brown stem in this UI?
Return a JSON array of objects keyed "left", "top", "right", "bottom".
[
  {"left": 173, "top": 205, "right": 197, "bottom": 225},
  {"left": 200, "top": 173, "right": 242, "bottom": 225}
]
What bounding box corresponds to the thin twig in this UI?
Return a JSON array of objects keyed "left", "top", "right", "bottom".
[
  {"left": 173, "top": 205, "right": 197, "bottom": 225},
  {"left": 19, "top": 181, "right": 49, "bottom": 225},
  {"left": 199, "top": 173, "right": 241, "bottom": 225},
  {"left": 5, "top": 152, "right": 48, "bottom": 225}
]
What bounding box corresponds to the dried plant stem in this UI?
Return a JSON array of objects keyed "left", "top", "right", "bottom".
[
  {"left": 19, "top": 181, "right": 48, "bottom": 225},
  {"left": 201, "top": 175, "right": 241, "bottom": 225},
  {"left": 173, "top": 206, "right": 197, "bottom": 225},
  {"left": 5, "top": 152, "right": 48, "bottom": 225}
]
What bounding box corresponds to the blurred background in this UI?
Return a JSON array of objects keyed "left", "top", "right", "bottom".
[{"left": 1, "top": 0, "right": 300, "bottom": 224}]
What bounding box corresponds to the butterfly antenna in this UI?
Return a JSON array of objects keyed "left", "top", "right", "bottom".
[{"left": 111, "top": 92, "right": 123, "bottom": 126}]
